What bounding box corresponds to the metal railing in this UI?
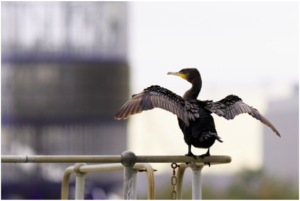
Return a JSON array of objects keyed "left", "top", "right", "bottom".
[
  {"left": 1, "top": 151, "right": 231, "bottom": 199},
  {"left": 61, "top": 163, "right": 156, "bottom": 199}
]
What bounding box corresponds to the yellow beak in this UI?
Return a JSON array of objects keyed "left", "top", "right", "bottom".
[{"left": 167, "top": 72, "right": 186, "bottom": 79}]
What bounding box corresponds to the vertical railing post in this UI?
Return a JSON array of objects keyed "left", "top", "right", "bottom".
[
  {"left": 175, "top": 163, "right": 189, "bottom": 200},
  {"left": 121, "top": 151, "right": 137, "bottom": 200},
  {"left": 61, "top": 166, "right": 74, "bottom": 199},
  {"left": 73, "top": 163, "right": 87, "bottom": 200},
  {"left": 190, "top": 163, "right": 204, "bottom": 200}
]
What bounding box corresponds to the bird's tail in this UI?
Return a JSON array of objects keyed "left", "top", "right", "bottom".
[
  {"left": 206, "top": 132, "right": 223, "bottom": 143},
  {"left": 215, "top": 135, "right": 223, "bottom": 143}
]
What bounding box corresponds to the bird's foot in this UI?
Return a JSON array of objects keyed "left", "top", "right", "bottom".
[
  {"left": 198, "top": 149, "right": 210, "bottom": 159},
  {"left": 185, "top": 152, "right": 197, "bottom": 159},
  {"left": 199, "top": 155, "right": 211, "bottom": 167},
  {"left": 198, "top": 153, "right": 209, "bottom": 159},
  {"left": 199, "top": 149, "right": 211, "bottom": 167},
  {"left": 185, "top": 152, "right": 197, "bottom": 164}
]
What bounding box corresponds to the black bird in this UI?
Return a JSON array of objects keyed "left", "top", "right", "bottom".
[{"left": 115, "top": 68, "right": 281, "bottom": 163}]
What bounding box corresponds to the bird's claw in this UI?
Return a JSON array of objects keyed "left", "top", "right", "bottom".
[
  {"left": 185, "top": 152, "right": 197, "bottom": 160},
  {"left": 198, "top": 149, "right": 210, "bottom": 159},
  {"left": 199, "top": 154, "right": 205, "bottom": 159},
  {"left": 199, "top": 150, "right": 211, "bottom": 167},
  {"left": 198, "top": 154, "right": 208, "bottom": 159}
]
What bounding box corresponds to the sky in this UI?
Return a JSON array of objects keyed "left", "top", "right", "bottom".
[{"left": 127, "top": 1, "right": 299, "bottom": 174}]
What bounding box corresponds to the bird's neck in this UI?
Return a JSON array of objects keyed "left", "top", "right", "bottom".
[{"left": 183, "top": 79, "right": 202, "bottom": 100}]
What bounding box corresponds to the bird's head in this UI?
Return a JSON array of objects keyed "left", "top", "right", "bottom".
[{"left": 167, "top": 68, "right": 201, "bottom": 84}]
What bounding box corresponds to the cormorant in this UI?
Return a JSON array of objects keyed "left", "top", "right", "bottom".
[{"left": 115, "top": 68, "right": 280, "bottom": 163}]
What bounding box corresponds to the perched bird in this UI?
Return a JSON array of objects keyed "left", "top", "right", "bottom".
[{"left": 115, "top": 68, "right": 281, "bottom": 164}]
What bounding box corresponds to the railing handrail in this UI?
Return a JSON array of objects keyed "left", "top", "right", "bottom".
[
  {"left": 2, "top": 152, "right": 232, "bottom": 199},
  {"left": 1, "top": 155, "right": 231, "bottom": 164}
]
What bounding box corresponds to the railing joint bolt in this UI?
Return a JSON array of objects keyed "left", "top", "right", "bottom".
[
  {"left": 121, "top": 151, "right": 137, "bottom": 167},
  {"left": 74, "top": 163, "right": 87, "bottom": 176}
]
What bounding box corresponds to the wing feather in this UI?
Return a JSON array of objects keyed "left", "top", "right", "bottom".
[
  {"left": 118, "top": 102, "right": 131, "bottom": 119},
  {"left": 203, "top": 95, "right": 281, "bottom": 137},
  {"left": 131, "top": 100, "right": 140, "bottom": 114},
  {"left": 115, "top": 85, "right": 199, "bottom": 126}
]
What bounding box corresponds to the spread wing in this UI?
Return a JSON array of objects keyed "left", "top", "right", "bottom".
[
  {"left": 114, "top": 85, "right": 199, "bottom": 126},
  {"left": 203, "top": 95, "right": 281, "bottom": 137}
]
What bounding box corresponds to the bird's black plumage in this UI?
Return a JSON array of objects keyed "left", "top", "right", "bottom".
[{"left": 115, "top": 68, "right": 281, "bottom": 160}]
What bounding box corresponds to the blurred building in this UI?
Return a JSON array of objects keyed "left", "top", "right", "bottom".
[
  {"left": 263, "top": 85, "right": 299, "bottom": 182},
  {"left": 1, "top": 2, "right": 129, "bottom": 199}
]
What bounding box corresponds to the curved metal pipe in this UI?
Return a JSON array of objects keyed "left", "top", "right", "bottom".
[
  {"left": 134, "top": 163, "right": 155, "bottom": 199},
  {"left": 175, "top": 163, "right": 189, "bottom": 200},
  {"left": 61, "top": 166, "right": 74, "bottom": 200},
  {"left": 61, "top": 163, "right": 156, "bottom": 200}
]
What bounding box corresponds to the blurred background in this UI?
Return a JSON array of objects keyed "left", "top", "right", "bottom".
[{"left": 1, "top": 1, "right": 298, "bottom": 199}]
